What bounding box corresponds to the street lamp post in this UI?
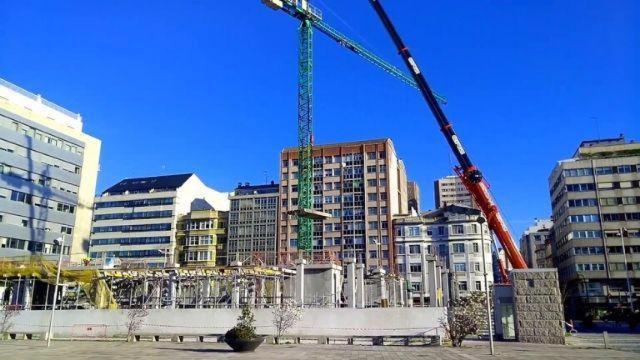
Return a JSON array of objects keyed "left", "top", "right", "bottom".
[
  {"left": 477, "top": 216, "right": 495, "bottom": 356},
  {"left": 619, "top": 228, "right": 634, "bottom": 311},
  {"left": 46, "top": 236, "right": 65, "bottom": 348}
]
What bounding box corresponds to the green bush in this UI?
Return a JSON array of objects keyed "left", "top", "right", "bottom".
[{"left": 226, "top": 305, "right": 257, "bottom": 341}]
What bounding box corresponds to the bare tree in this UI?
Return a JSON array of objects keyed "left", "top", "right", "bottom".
[
  {"left": 272, "top": 299, "right": 303, "bottom": 341},
  {"left": 125, "top": 308, "right": 149, "bottom": 342},
  {"left": 0, "top": 305, "right": 22, "bottom": 338},
  {"left": 440, "top": 294, "right": 485, "bottom": 347}
]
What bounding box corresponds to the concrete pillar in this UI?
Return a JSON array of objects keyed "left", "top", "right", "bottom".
[
  {"left": 202, "top": 278, "right": 211, "bottom": 308},
  {"left": 257, "top": 278, "right": 265, "bottom": 308},
  {"left": 274, "top": 276, "right": 282, "bottom": 305},
  {"left": 231, "top": 279, "right": 240, "bottom": 308},
  {"left": 355, "top": 263, "right": 365, "bottom": 308},
  {"left": 168, "top": 272, "right": 177, "bottom": 309},
  {"left": 406, "top": 274, "right": 413, "bottom": 307},
  {"left": 345, "top": 258, "right": 356, "bottom": 308},
  {"left": 249, "top": 283, "right": 256, "bottom": 308},
  {"left": 22, "top": 279, "right": 33, "bottom": 310},
  {"left": 373, "top": 268, "right": 388, "bottom": 307},
  {"left": 398, "top": 277, "right": 405, "bottom": 307},
  {"left": 420, "top": 249, "right": 428, "bottom": 307},
  {"left": 295, "top": 259, "right": 306, "bottom": 307},
  {"left": 427, "top": 260, "right": 438, "bottom": 307},
  {"left": 390, "top": 279, "right": 397, "bottom": 307}
]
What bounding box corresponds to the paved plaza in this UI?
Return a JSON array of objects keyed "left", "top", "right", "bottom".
[{"left": 1, "top": 338, "right": 639, "bottom": 360}]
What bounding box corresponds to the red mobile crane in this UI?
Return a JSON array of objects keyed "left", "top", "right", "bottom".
[{"left": 368, "top": 0, "right": 528, "bottom": 272}]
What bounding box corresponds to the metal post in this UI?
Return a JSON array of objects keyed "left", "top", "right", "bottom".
[
  {"left": 47, "top": 236, "right": 65, "bottom": 347},
  {"left": 620, "top": 228, "right": 633, "bottom": 311},
  {"left": 478, "top": 217, "right": 494, "bottom": 356}
]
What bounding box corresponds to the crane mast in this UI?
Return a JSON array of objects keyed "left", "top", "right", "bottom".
[{"left": 367, "top": 0, "right": 528, "bottom": 270}]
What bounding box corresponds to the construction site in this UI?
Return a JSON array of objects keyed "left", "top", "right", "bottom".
[{"left": 5, "top": 0, "right": 620, "bottom": 348}]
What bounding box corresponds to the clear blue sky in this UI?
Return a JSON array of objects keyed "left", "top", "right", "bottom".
[{"left": 1, "top": 1, "right": 638, "bottom": 237}]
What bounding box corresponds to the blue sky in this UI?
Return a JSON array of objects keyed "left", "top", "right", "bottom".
[{"left": 1, "top": 1, "right": 638, "bottom": 237}]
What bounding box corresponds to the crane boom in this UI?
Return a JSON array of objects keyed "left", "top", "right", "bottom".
[
  {"left": 367, "top": 0, "right": 528, "bottom": 270},
  {"left": 263, "top": 0, "right": 447, "bottom": 103}
]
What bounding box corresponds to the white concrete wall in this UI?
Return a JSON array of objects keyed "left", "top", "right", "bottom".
[{"left": 10, "top": 307, "right": 445, "bottom": 337}]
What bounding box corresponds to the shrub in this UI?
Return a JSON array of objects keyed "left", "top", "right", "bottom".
[{"left": 226, "top": 305, "right": 257, "bottom": 341}]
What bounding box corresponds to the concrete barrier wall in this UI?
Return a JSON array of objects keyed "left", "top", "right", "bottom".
[{"left": 11, "top": 307, "right": 446, "bottom": 337}]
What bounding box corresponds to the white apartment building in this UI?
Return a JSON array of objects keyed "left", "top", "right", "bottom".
[
  {"left": 519, "top": 218, "right": 553, "bottom": 268},
  {"left": 89, "top": 173, "right": 228, "bottom": 268},
  {"left": 0, "top": 78, "right": 101, "bottom": 261},
  {"left": 394, "top": 205, "right": 493, "bottom": 304}
]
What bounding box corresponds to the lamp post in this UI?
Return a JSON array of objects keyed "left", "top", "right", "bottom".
[
  {"left": 47, "top": 236, "right": 65, "bottom": 348},
  {"left": 477, "top": 216, "right": 494, "bottom": 356},
  {"left": 619, "top": 228, "right": 633, "bottom": 311}
]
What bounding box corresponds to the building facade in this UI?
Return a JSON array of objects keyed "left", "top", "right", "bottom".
[
  {"left": 89, "top": 173, "right": 228, "bottom": 268},
  {"left": 519, "top": 219, "right": 553, "bottom": 268},
  {"left": 548, "top": 137, "right": 640, "bottom": 315},
  {"left": 177, "top": 209, "right": 228, "bottom": 267},
  {"left": 0, "top": 78, "right": 101, "bottom": 261},
  {"left": 434, "top": 175, "right": 478, "bottom": 209},
  {"left": 227, "top": 182, "right": 279, "bottom": 266},
  {"left": 279, "top": 139, "right": 408, "bottom": 272},
  {"left": 394, "top": 205, "right": 493, "bottom": 302}
]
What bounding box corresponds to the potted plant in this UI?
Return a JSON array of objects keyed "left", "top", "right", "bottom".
[{"left": 225, "top": 305, "right": 264, "bottom": 352}]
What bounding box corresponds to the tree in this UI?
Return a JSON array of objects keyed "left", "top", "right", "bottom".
[
  {"left": 272, "top": 299, "right": 303, "bottom": 340},
  {"left": 125, "top": 307, "right": 149, "bottom": 342},
  {"left": 0, "top": 305, "right": 21, "bottom": 338},
  {"left": 440, "top": 292, "right": 487, "bottom": 347}
]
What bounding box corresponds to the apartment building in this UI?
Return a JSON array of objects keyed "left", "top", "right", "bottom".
[
  {"left": 394, "top": 205, "right": 493, "bottom": 301},
  {"left": 407, "top": 180, "right": 421, "bottom": 213},
  {"left": 0, "top": 78, "right": 101, "bottom": 261},
  {"left": 434, "top": 175, "right": 478, "bottom": 209},
  {"left": 89, "top": 173, "right": 228, "bottom": 268},
  {"left": 519, "top": 219, "right": 553, "bottom": 268},
  {"left": 227, "top": 182, "right": 279, "bottom": 266},
  {"left": 279, "top": 138, "right": 408, "bottom": 272},
  {"left": 177, "top": 209, "right": 228, "bottom": 267},
  {"left": 548, "top": 136, "right": 640, "bottom": 315}
]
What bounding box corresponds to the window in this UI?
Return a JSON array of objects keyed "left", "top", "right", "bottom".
[
  {"left": 454, "top": 263, "right": 466, "bottom": 272},
  {"left": 438, "top": 244, "right": 447, "bottom": 255},
  {"left": 438, "top": 227, "right": 446, "bottom": 236},
  {"left": 368, "top": 193, "right": 378, "bottom": 201},
  {"left": 61, "top": 226, "right": 73, "bottom": 235},
  {"left": 369, "top": 250, "right": 378, "bottom": 259},
  {"left": 11, "top": 191, "right": 33, "bottom": 204},
  {"left": 409, "top": 263, "right": 422, "bottom": 272},
  {"left": 367, "top": 165, "right": 377, "bottom": 173},
  {"left": 566, "top": 183, "right": 595, "bottom": 192},
  {"left": 368, "top": 221, "right": 379, "bottom": 230},
  {"left": 473, "top": 243, "right": 479, "bottom": 252},
  {"left": 452, "top": 225, "right": 464, "bottom": 234},
  {"left": 408, "top": 226, "right": 420, "bottom": 236},
  {"left": 569, "top": 214, "right": 599, "bottom": 223},
  {"left": 474, "top": 262, "right": 481, "bottom": 272},
  {"left": 475, "top": 281, "right": 482, "bottom": 291},
  {"left": 367, "top": 152, "right": 376, "bottom": 160},
  {"left": 380, "top": 192, "right": 388, "bottom": 201},
  {"left": 379, "top": 165, "right": 386, "bottom": 173},
  {"left": 409, "top": 245, "right": 421, "bottom": 254},
  {"left": 368, "top": 207, "right": 378, "bottom": 215},
  {"left": 396, "top": 244, "right": 405, "bottom": 254},
  {"left": 458, "top": 281, "right": 468, "bottom": 291},
  {"left": 452, "top": 243, "right": 465, "bottom": 253}
]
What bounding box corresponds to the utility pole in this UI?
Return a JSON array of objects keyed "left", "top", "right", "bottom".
[
  {"left": 47, "top": 236, "right": 65, "bottom": 348},
  {"left": 478, "top": 217, "right": 494, "bottom": 356}
]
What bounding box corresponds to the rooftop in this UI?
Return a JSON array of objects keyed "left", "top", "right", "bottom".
[
  {"left": 233, "top": 181, "right": 279, "bottom": 196},
  {"left": 103, "top": 173, "right": 194, "bottom": 195},
  {"left": 282, "top": 138, "right": 391, "bottom": 152}
]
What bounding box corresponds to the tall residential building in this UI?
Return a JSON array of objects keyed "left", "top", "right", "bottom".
[
  {"left": 0, "top": 78, "right": 101, "bottom": 261},
  {"left": 434, "top": 175, "right": 478, "bottom": 209},
  {"left": 279, "top": 138, "right": 408, "bottom": 272},
  {"left": 394, "top": 205, "right": 493, "bottom": 301},
  {"left": 177, "top": 209, "right": 228, "bottom": 268},
  {"left": 548, "top": 136, "right": 640, "bottom": 315},
  {"left": 89, "top": 173, "right": 228, "bottom": 268},
  {"left": 227, "top": 182, "right": 279, "bottom": 266},
  {"left": 519, "top": 219, "right": 553, "bottom": 268},
  {"left": 407, "top": 180, "right": 421, "bottom": 213}
]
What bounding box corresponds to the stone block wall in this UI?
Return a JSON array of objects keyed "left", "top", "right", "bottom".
[{"left": 511, "top": 269, "right": 565, "bottom": 344}]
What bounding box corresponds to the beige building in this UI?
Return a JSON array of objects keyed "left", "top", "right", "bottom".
[
  {"left": 407, "top": 180, "right": 421, "bottom": 213},
  {"left": 279, "top": 138, "right": 408, "bottom": 272},
  {"left": 548, "top": 136, "right": 640, "bottom": 316},
  {"left": 519, "top": 219, "right": 553, "bottom": 269},
  {"left": 0, "top": 78, "right": 101, "bottom": 262},
  {"left": 434, "top": 175, "right": 478, "bottom": 209},
  {"left": 177, "top": 209, "right": 228, "bottom": 267}
]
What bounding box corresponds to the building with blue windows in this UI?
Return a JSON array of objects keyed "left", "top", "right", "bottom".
[
  {"left": 0, "top": 78, "right": 101, "bottom": 261},
  {"left": 89, "top": 173, "right": 228, "bottom": 268}
]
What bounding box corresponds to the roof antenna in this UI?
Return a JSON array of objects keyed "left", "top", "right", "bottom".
[{"left": 264, "top": 171, "right": 268, "bottom": 184}]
